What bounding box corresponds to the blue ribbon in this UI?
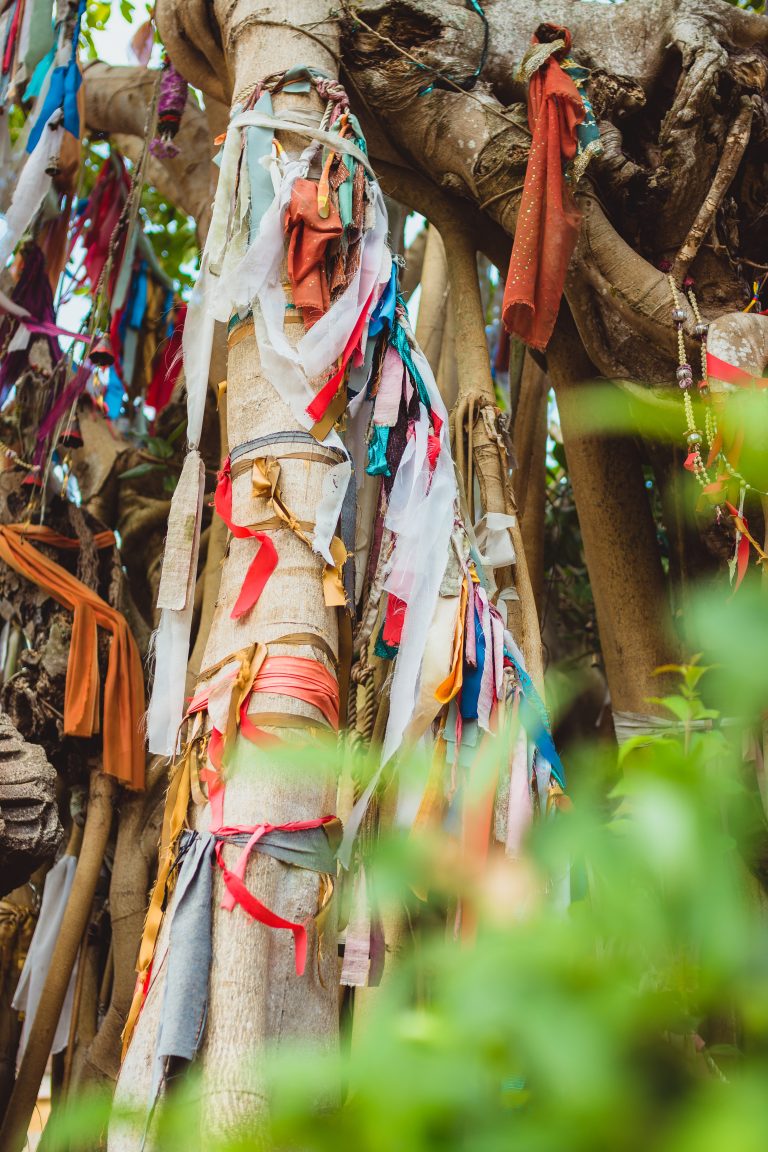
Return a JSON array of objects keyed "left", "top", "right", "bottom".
[
  {"left": 26, "top": 0, "right": 85, "bottom": 154},
  {"left": 390, "top": 318, "right": 431, "bottom": 411},
  {"left": 105, "top": 368, "right": 124, "bottom": 420},
  {"left": 246, "top": 91, "right": 275, "bottom": 244},
  {"left": 460, "top": 606, "right": 486, "bottom": 721},
  {"left": 505, "top": 648, "right": 566, "bottom": 788},
  {"left": 369, "top": 264, "right": 397, "bottom": 338},
  {"left": 24, "top": 45, "right": 55, "bottom": 101}
]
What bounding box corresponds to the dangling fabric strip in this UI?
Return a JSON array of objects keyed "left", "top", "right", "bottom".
[
  {"left": 26, "top": 0, "right": 85, "bottom": 154},
  {"left": 0, "top": 525, "right": 145, "bottom": 788},
  {"left": 122, "top": 736, "right": 198, "bottom": 1057},
  {"left": 213, "top": 815, "right": 338, "bottom": 975},
  {"left": 306, "top": 287, "right": 376, "bottom": 425},
  {"left": 502, "top": 25, "right": 584, "bottom": 351},
  {"left": 214, "top": 455, "right": 279, "bottom": 619}
]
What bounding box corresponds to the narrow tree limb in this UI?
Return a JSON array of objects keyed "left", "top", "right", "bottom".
[
  {"left": 77, "top": 766, "right": 165, "bottom": 1090},
  {"left": 672, "top": 97, "right": 755, "bottom": 282},
  {"left": 0, "top": 771, "right": 116, "bottom": 1152},
  {"left": 415, "top": 226, "right": 450, "bottom": 379},
  {"left": 400, "top": 225, "right": 428, "bottom": 299},
  {"left": 83, "top": 63, "right": 217, "bottom": 240},
  {"left": 514, "top": 355, "right": 549, "bottom": 613},
  {"left": 441, "top": 215, "right": 544, "bottom": 689}
]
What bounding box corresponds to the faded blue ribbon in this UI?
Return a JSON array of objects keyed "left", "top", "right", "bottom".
[{"left": 26, "top": 0, "right": 85, "bottom": 154}]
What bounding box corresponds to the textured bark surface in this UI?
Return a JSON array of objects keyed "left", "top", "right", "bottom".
[
  {"left": 111, "top": 7, "right": 343, "bottom": 1142},
  {"left": 0, "top": 715, "right": 62, "bottom": 896}
]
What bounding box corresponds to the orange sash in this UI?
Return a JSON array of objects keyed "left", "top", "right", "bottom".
[{"left": 0, "top": 525, "right": 145, "bottom": 789}]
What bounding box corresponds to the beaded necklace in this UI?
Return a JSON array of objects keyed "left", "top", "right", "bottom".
[{"left": 667, "top": 274, "right": 767, "bottom": 499}]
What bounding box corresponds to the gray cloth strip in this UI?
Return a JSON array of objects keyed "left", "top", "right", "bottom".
[
  {"left": 612, "top": 710, "right": 741, "bottom": 747},
  {"left": 216, "top": 824, "right": 339, "bottom": 873},
  {"left": 230, "top": 430, "right": 347, "bottom": 464}
]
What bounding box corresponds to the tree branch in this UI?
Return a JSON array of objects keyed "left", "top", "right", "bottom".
[{"left": 83, "top": 62, "right": 218, "bottom": 239}]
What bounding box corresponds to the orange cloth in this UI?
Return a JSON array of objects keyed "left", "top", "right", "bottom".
[
  {"left": 285, "top": 178, "right": 343, "bottom": 329},
  {"left": 0, "top": 525, "right": 145, "bottom": 789},
  {"left": 502, "top": 26, "right": 585, "bottom": 351}
]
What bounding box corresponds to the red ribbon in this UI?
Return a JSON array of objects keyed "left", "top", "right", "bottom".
[
  {"left": 726, "top": 502, "right": 753, "bottom": 592},
  {"left": 214, "top": 456, "right": 278, "bottom": 619},
  {"left": 306, "top": 289, "right": 376, "bottom": 422},
  {"left": 382, "top": 593, "right": 407, "bottom": 648},
  {"left": 706, "top": 352, "right": 767, "bottom": 389},
  {"left": 2, "top": 0, "right": 22, "bottom": 74},
  {"left": 213, "top": 815, "right": 337, "bottom": 976}
]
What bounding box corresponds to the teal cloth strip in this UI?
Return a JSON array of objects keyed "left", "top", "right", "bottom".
[
  {"left": 366, "top": 424, "right": 391, "bottom": 476},
  {"left": 246, "top": 91, "right": 276, "bottom": 245}
]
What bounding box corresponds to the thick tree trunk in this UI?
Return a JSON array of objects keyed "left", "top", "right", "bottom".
[
  {"left": 112, "top": 3, "right": 343, "bottom": 1143},
  {"left": 0, "top": 771, "right": 115, "bottom": 1152},
  {"left": 548, "top": 318, "right": 678, "bottom": 713}
]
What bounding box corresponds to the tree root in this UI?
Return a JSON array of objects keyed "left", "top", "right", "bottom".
[
  {"left": 673, "top": 96, "right": 756, "bottom": 282},
  {"left": 0, "top": 770, "right": 116, "bottom": 1152}
]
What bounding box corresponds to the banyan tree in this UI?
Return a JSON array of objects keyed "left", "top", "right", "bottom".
[{"left": 0, "top": 0, "right": 766, "bottom": 1147}]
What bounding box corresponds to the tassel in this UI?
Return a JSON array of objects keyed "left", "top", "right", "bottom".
[{"left": 150, "top": 58, "right": 188, "bottom": 160}]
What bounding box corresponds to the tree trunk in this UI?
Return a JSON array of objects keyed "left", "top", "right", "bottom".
[
  {"left": 112, "top": 3, "right": 343, "bottom": 1143},
  {"left": 0, "top": 771, "right": 115, "bottom": 1152},
  {"left": 514, "top": 355, "right": 549, "bottom": 614},
  {"left": 548, "top": 318, "right": 678, "bottom": 714}
]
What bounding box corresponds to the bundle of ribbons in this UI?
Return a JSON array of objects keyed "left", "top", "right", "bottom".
[
  {"left": 133, "top": 65, "right": 567, "bottom": 1074},
  {"left": 70, "top": 154, "right": 183, "bottom": 419}
]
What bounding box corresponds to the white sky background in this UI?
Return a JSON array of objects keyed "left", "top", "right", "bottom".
[{"left": 92, "top": 7, "right": 150, "bottom": 65}]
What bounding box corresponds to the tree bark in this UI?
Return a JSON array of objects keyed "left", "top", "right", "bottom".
[
  {"left": 548, "top": 317, "right": 678, "bottom": 713},
  {"left": 112, "top": 3, "right": 343, "bottom": 1143},
  {"left": 514, "top": 355, "right": 549, "bottom": 614},
  {"left": 415, "top": 225, "right": 450, "bottom": 381},
  {"left": 0, "top": 771, "right": 115, "bottom": 1152}
]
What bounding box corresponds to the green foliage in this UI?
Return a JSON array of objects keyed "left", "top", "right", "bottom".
[
  {"left": 140, "top": 196, "right": 199, "bottom": 294},
  {"left": 44, "top": 624, "right": 768, "bottom": 1151}
]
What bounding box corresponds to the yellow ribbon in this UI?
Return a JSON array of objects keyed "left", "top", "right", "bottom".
[{"left": 251, "top": 456, "right": 347, "bottom": 607}]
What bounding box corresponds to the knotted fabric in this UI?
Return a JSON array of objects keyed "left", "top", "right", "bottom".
[
  {"left": 502, "top": 25, "right": 585, "bottom": 351},
  {"left": 214, "top": 455, "right": 278, "bottom": 619},
  {"left": 0, "top": 525, "right": 145, "bottom": 788},
  {"left": 285, "top": 177, "right": 343, "bottom": 329}
]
